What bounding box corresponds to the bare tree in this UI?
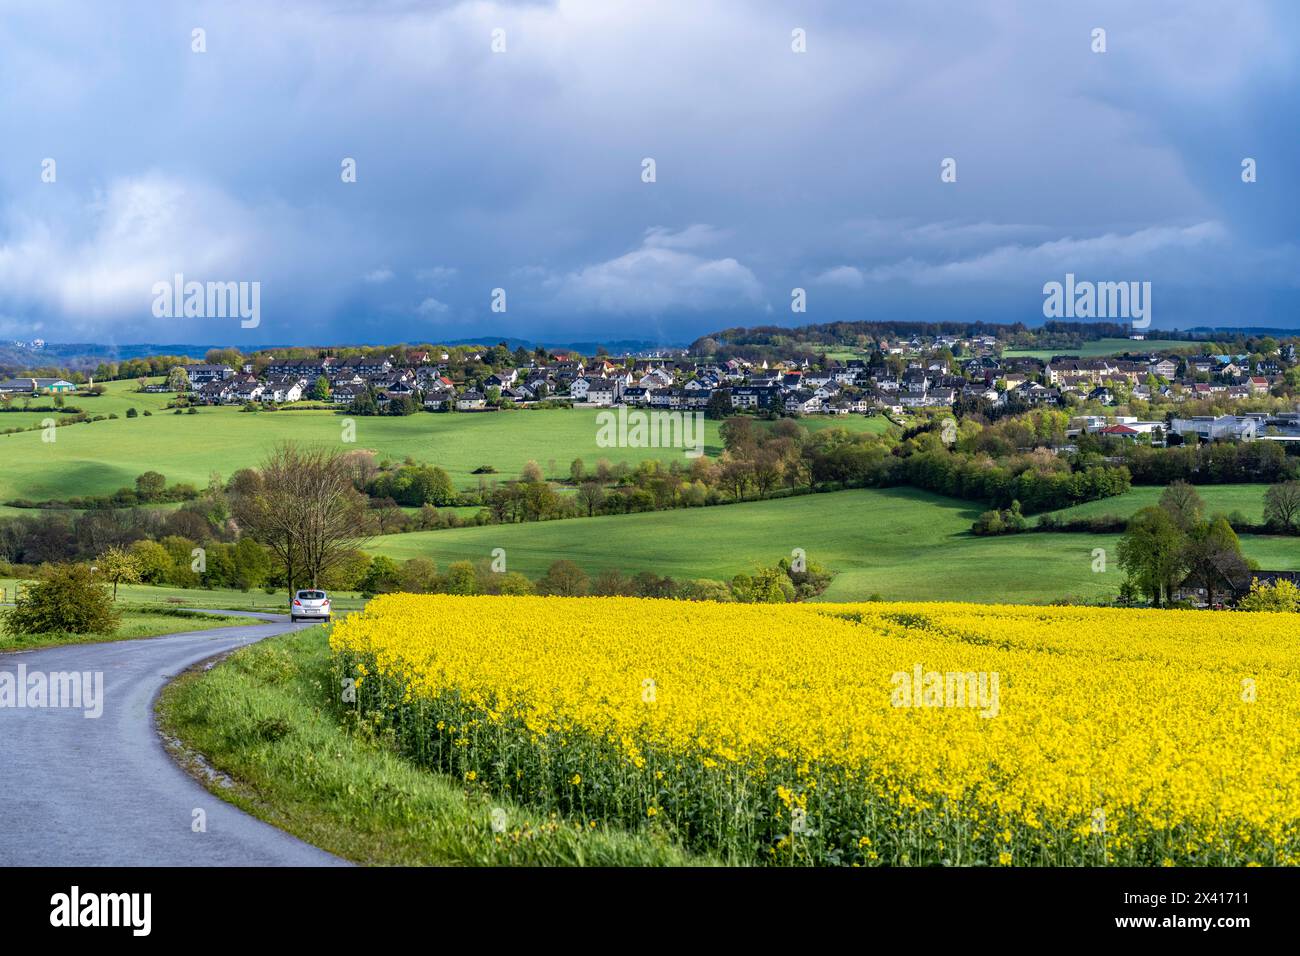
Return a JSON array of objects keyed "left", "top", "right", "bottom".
[
  {"left": 231, "top": 442, "right": 371, "bottom": 591},
  {"left": 1264, "top": 480, "right": 1300, "bottom": 533},
  {"left": 577, "top": 481, "right": 606, "bottom": 517}
]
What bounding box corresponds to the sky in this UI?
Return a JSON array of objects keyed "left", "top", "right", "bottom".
[{"left": 0, "top": 0, "right": 1297, "bottom": 347}]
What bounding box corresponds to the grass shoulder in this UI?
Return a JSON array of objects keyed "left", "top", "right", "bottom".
[
  {"left": 155, "top": 626, "right": 711, "bottom": 866},
  {"left": 0, "top": 605, "right": 247, "bottom": 653}
]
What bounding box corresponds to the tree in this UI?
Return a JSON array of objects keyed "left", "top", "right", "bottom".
[
  {"left": 167, "top": 366, "right": 191, "bottom": 392},
  {"left": 348, "top": 389, "right": 379, "bottom": 416},
  {"left": 521, "top": 460, "right": 544, "bottom": 483},
  {"left": 135, "top": 471, "right": 167, "bottom": 502},
  {"left": 577, "top": 481, "right": 606, "bottom": 517},
  {"left": 1263, "top": 480, "right": 1300, "bottom": 533},
  {"left": 398, "top": 557, "right": 439, "bottom": 593},
  {"left": 309, "top": 375, "right": 331, "bottom": 401},
  {"left": 205, "top": 348, "right": 242, "bottom": 368},
  {"left": 536, "top": 559, "right": 589, "bottom": 596},
  {"left": 230, "top": 442, "right": 371, "bottom": 592},
  {"left": 1158, "top": 480, "right": 1204, "bottom": 531},
  {"left": 96, "top": 546, "right": 142, "bottom": 600},
  {"left": 2, "top": 563, "right": 119, "bottom": 635},
  {"left": 1116, "top": 506, "right": 1186, "bottom": 606},
  {"left": 1180, "top": 514, "right": 1250, "bottom": 607},
  {"left": 719, "top": 417, "right": 757, "bottom": 454},
  {"left": 128, "top": 539, "right": 173, "bottom": 584},
  {"left": 495, "top": 571, "right": 535, "bottom": 595},
  {"left": 445, "top": 561, "right": 480, "bottom": 595},
  {"left": 359, "top": 556, "right": 402, "bottom": 595},
  {"left": 232, "top": 537, "right": 272, "bottom": 590}
]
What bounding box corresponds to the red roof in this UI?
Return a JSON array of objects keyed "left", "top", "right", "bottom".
[{"left": 1100, "top": 424, "right": 1139, "bottom": 435}]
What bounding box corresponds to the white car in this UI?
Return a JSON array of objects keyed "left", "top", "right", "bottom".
[{"left": 291, "top": 589, "right": 332, "bottom": 622}]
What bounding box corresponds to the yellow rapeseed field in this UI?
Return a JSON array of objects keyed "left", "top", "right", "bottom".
[{"left": 329, "top": 595, "right": 1300, "bottom": 866}]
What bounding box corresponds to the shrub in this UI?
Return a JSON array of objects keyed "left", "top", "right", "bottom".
[
  {"left": 1237, "top": 578, "right": 1300, "bottom": 613},
  {"left": 2, "top": 564, "right": 119, "bottom": 635}
]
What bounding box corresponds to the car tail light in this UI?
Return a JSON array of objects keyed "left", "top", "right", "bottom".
[{"left": 293, "top": 599, "right": 302, "bottom": 606}]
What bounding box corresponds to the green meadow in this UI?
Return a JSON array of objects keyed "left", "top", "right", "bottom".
[
  {"left": 0, "top": 379, "right": 888, "bottom": 502},
  {"left": 1045, "top": 484, "right": 1273, "bottom": 524},
  {"left": 366, "top": 487, "right": 1300, "bottom": 604},
  {"left": 0, "top": 379, "right": 176, "bottom": 432}
]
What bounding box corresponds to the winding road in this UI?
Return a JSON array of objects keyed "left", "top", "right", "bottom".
[{"left": 0, "top": 611, "right": 346, "bottom": 866}]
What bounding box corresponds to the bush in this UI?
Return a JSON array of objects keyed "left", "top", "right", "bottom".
[
  {"left": 2, "top": 564, "right": 119, "bottom": 635},
  {"left": 972, "top": 500, "right": 1028, "bottom": 536},
  {"left": 1236, "top": 578, "right": 1300, "bottom": 613}
]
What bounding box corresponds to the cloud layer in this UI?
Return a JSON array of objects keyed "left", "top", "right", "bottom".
[{"left": 0, "top": 0, "right": 1296, "bottom": 343}]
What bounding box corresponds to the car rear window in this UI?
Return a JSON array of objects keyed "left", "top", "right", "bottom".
[{"left": 298, "top": 591, "right": 326, "bottom": 600}]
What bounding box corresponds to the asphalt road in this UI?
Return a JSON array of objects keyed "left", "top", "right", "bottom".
[{"left": 0, "top": 611, "right": 346, "bottom": 866}]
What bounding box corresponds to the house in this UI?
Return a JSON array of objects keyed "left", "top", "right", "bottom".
[
  {"left": 264, "top": 357, "right": 330, "bottom": 379},
  {"left": 1174, "top": 570, "right": 1298, "bottom": 607},
  {"left": 334, "top": 356, "right": 393, "bottom": 377},
  {"left": 195, "top": 381, "right": 234, "bottom": 404},
  {"left": 331, "top": 383, "right": 366, "bottom": 405},
  {"left": 1099, "top": 423, "right": 1141, "bottom": 441},
  {"left": 186, "top": 364, "right": 235, "bottom": 387},
  {"left": 783, "top": 390, "right": 822, "bottom": 414},
  {"left": 0, "top": 377, "right": 77, "bottom": 394},
  {"left": 422, "top": 387, "right": 455, "bottom": 410},
  {"left": 1148, "top": 358, "right": 1178, "bottom": 379},
  {"left": 262, "top": 376, "right": 306, "bottom": 403},
  {"left": 230, "top": 377, "right": 265, "bottom": 402},
  {"left": 962, "top": 383, "right": 999, "bottom": 403},
  {"left": 1012, "top": 382, "right": 1061, "bottom": 406},
  {"left": 456, "top": 390, "right": 487, "bottom": 411},
  {"left": 570, "top": 377, "right": 620, "bottom": 405},
  {"left": 728, "top": 385, "right": 782, "bottom": 410},
  {"left": 376, "top": 386, "right": 414, "bottom": 409}
]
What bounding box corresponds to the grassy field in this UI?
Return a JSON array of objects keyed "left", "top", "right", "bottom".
[
  {"left": 0, "top": 379, "right": 888, "bottom": 501},
  {"left": 1046, "top": 484, "right": 1272, "bottom": 524},
  {"left": 1001, "top": 337, "right": 1203, "bottom": 361},
  {"left": 366, "top": 487, "right": 1300, "bottom": 604},
  {"left": 156, "top": 627, "right": 705, "bottom": 865},
  {"left": 0, "top": 379, "right": 176, "bottom": 432},
  {"left": 0, "top": 605, "right": 246, "bottom": 653}
]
